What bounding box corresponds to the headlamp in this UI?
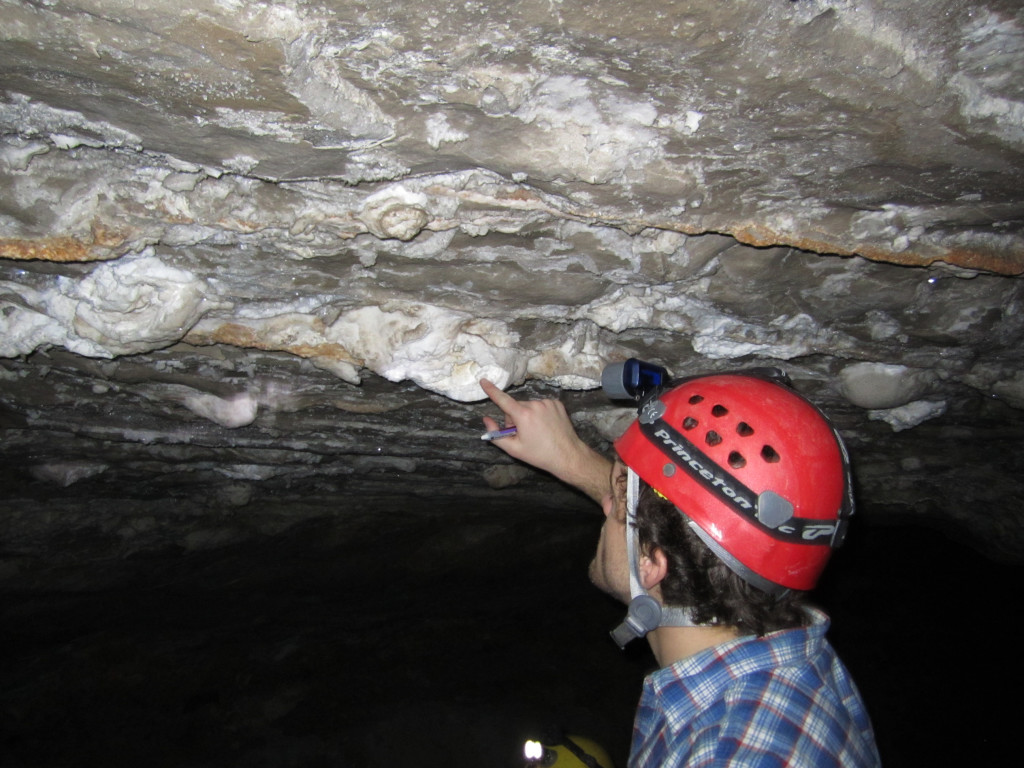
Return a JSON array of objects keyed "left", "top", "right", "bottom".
[{"left": 601, "top": 358, "right": 670, "bottom": 401}]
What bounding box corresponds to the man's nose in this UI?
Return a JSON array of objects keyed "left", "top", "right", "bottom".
[{"left": 601, "top": 493, "right": 614, "bottom": 518}]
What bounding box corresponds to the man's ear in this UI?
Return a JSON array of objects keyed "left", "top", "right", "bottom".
[{"left": 639, "top": 547, "right": 669, "bottom": 591}]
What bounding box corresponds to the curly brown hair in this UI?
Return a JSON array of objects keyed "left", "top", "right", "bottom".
[{"left": 633, "top": 480, "right": 809, "bottom": 637}]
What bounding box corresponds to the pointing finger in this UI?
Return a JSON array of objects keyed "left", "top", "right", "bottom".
[{"left": 480, "top": 378, "right": 521, "bottom": 415}]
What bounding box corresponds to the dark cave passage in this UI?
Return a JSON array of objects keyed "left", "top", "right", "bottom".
[{"left": 1, "top": 503, "right": 1017, "bottom": 767}]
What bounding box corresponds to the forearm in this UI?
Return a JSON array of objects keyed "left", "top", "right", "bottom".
[{"left": 552, "top": 439, "right": 614, "bottom": 505}]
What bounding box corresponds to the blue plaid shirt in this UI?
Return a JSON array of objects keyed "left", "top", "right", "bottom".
[{"left": 630, "top": 609, "right": 880, "bottom": 767}]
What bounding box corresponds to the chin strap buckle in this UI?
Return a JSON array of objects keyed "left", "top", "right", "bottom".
[{"left": 610, "top": 594, "right": 663, "bottom": 649}]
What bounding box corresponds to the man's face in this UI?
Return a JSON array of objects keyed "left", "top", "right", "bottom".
[{"left": 588, "top": 458, "right": 633, "bottom": 604}]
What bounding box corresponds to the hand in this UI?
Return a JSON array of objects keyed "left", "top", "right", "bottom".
[{"left": 480, "top": 378, "right": 613, "bottom": 504}]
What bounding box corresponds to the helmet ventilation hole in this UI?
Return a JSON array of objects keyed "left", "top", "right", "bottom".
[
  {"left": 736, "top": 422, "right": 754, "bottom": 437},
  {"left": 705, "top": 430, "right": 723, "bottom": 447},
  {"left": 728, "top": 451, "right": 746, "bottom": 469},
  {"left": 683, "top": 416, "right": 698, "bottom": 430},
  {"left": 712, "top": 404, "right": 729, "bottom": 417},
  {"left": 761, "top": 445, "right": 781, "bottom": 463}
]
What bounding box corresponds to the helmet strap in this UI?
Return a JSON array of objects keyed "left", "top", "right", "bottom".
[
  {"left": 610, "top": 468, "right": 701, "bottom": 649},
  {"left": 685, "top": 518, "right": 790, "bottom": 598}
]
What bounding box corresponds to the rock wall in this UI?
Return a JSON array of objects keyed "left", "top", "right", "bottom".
[{"left": 1, "top": 0, "right": 1023, "bottom": 561}]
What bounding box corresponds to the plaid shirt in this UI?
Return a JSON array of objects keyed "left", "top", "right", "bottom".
[{"left": 630, "top": 609, "right": 880, "bottom": 767}]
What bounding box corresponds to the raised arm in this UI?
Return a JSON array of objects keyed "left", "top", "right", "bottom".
[{"left": 479, "top": 378, "right": 613, "bottom": 505}]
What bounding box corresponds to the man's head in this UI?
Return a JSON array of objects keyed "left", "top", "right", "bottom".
[
  {"left": 631, "top": 480, "right": 809, "bottom": 636},
  {"left": 603, "top": 371, "right": 853, "bottom": 638}
]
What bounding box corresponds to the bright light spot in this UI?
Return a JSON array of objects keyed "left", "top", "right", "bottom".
[{"left": 524, "top": 740, "right": 544, "bottom": 760}]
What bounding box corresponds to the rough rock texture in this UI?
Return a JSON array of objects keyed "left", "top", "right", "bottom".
[
  {"left": 3, "top": 0, "right": 1023, "bottom": 272},
  {"left": 3, "top": 0, "right": 1023, "bottom": 560}
]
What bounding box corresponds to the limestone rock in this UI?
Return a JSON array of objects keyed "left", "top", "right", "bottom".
[{"left": 1, "top": 0, "right": 1022, "bottom": 561}]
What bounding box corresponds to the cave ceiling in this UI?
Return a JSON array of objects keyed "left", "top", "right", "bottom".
[{"left": 1, "top": 0, "right": 1023, "bottom": 563}]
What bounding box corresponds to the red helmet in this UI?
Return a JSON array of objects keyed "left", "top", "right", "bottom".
[{"left": 614, "top": 373, "right": 852, "bottom": 594}]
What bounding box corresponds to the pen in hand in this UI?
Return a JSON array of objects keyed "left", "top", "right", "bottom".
[{"left": 481, "top": 426, "right": 518, "bottom": 441}]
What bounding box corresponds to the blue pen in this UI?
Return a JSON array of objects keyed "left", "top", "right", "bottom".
[{"left": 481, "top": 426, "right": 518, "bottom": 441}]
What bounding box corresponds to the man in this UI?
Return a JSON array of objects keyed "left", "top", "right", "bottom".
[{"left": 480, "top": 370, "right": 880, "bottom": 767}]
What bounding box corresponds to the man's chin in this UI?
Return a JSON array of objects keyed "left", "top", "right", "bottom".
[
  {"left": 587, "top": 560, "right": 622, "bottom": 601},
  {"left": 587, "top": 559, "right": 606, "bottom": 592}
]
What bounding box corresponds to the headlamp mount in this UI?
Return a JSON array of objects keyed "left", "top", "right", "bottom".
[{"left": 602, "top": 357, "right": 797, "bottom": 410}]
